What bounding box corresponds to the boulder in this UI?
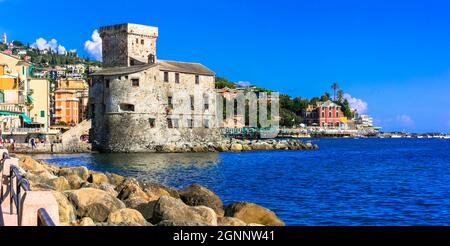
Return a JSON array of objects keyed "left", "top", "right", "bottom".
[
  {"left": 65, "top": 188, "right": 125, "bottom": 222},
  {"left": 217, "top": 217, "right": 247, "bottom": 226},
  {"left": 274, "top": 143, "right": 288, "bottom": 150},
  {"left": 67, "top": 175, "right": 83, "bottom": 190},
  {"left": 107, "top": 208, "right": 148, "bottom": 226},
  {"left": 43, "top": 164, "right": 60, "bottom": 175},
  {"left": 192, "top": 144, "right": 207, "bottom": 153},
  {"left": 59, "top": 166, "right": 89, "bottom": 181},
  {"left": 51, "top": 191, "right": 77, "bottom": 224},
  {"left": 242, "top": 145, "right": 252, "bottom": 151},
  {"left": 116, "top": 178, "right": 149, "bottom": 201},
  {"left": 89, "top": 172, "right": 109, "bottom": 185},
  {"left": 106, "top": 173, "right": 125, "bottom": 186},
  {"left": 191, "top": 206, "right": 218, "bottom": 226},
  {"left": 19, "top": 156, "right": 46, "bottom": 172},
  {"left": 180, "top": 184, "right": 224, "bottom": 216},
  {"left": 51, "top": 176, "right": 71, "bottom": 191},
  {"left": 225, "top": 202, "right": 284, "bottom": 226},
  {"left": 25, "top": 172, "right": 69, "bottom": 191},
  {"left": 77, "top": 217, "right": 95, "bottom": 226},
  {"left": 152, "top": 196, "right": 217, "bottom": 225},
  {"left": 230, "top": 143, "right": 243, "bottom": 152},
  {"left": 216, "top": 144, "right": 229, "bottom": 152},
  {"left": 141, "top": 183, "right": 179, "bottom": 201},
  {"left": 98, "top": 183, "right": 119, "bottom": 197},
  {"left": 125, "top": 198, "right": 157, "bottom": 221}
]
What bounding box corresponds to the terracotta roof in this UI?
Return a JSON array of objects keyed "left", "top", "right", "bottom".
[
  {"left": 92, "top": 63, "right": 157, "bottom": 76},
  {"left": 158, "top": 60, "right": 215, "bottom": 76}
]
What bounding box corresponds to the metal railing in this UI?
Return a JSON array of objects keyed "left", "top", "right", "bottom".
[{"left": 1, "top": 152, "right": 56, "bottom": 226}]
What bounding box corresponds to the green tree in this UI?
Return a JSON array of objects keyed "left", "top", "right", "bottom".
[
  {"left": 215, "top": 76, "right": 236, "bottom": 89},
  {"left": 337, "top": 90, "right": 344, "bottom": 103},
  {"left": 320, "top": 93, "right": 330, "bottom": 102}
]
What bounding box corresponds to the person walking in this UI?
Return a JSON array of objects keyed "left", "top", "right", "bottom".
[{"left": 31, "top": 138, "right": 36, "bottom": 150}]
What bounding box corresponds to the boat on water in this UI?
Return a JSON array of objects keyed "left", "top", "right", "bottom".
[{"left": 390, "top": 134, "right": 403, "bottom": 138}]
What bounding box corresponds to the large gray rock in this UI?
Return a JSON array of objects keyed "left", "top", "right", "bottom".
[
  {"left": 180, "top": 184, "right": 224, "bottom": 216},
  {"left": 225, "top": 202, "right": 285, "bottom": 226},
  {"left": 65, "top": 188, "right": 125, "bottom": 222},
  {"left": 152, "top": 196, "right": 217, "bottom": 225}
]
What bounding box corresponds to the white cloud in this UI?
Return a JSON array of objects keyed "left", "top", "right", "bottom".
[
  {"left": 31, "top": 37, "right": 68, "bottom": 54},
  {"left": 396, "top": 114, "right": 414, "bottom": 126},
  {"left": 343, "top": 93, "right": 368, "bottom": 114},
  {"left": 236, "top": 81, "right": 252, "bottom": 87},
  {"left": 84, "top": 30, "right": 102, "bottom": 61}
]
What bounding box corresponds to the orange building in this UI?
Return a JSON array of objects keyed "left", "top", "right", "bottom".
[{"left": 54, "top": 78, "right": 88, "bottom": 126}]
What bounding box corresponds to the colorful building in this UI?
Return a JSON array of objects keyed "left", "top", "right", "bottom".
[
  {"left": 0, "top": 52, "right": 33, "bottom": 131},
  {"left": 303, "top": 100, "right": 344, "bottom": 128},
  {"left": 53, "top": 78, "right": 88, "bottom": 125},
  {"left": 29, "top": 78, "right": 50, "bottom": 128}
]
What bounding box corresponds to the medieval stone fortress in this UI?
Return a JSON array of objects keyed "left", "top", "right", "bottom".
[{"left": 89, "top": 23, "right": 222, "bottom": 152}]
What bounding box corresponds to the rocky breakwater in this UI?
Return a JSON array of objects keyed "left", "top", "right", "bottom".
[
  {"left": 17, "top": 155, "right": 285, "bottom": 226},
  {"left": 157, "top": 139, "right": 319, "bottom": 153}
]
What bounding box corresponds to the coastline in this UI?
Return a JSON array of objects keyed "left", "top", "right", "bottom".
[
  {"left": 9, "top": 139, "right": 319, "bottom": 154},
  {"left": 16, "top": 154, "right": 286, "bottom": 226}
]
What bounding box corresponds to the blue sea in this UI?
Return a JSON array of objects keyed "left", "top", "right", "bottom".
[{"left": 31, "top": 139, "right": 450, "bottom": 225}]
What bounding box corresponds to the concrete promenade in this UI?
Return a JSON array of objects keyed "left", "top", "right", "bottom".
[{"left": 0, "top": 149, "right": 59, "bottom": 226}]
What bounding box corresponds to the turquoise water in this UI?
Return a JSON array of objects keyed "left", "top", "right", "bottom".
[{"left": 32, "top": 139, "right": 450, "bottom": 225}]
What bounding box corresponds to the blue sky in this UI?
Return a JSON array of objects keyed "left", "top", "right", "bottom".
[{"left": 1, "top": 0, "right": 450, "bottom": 132}]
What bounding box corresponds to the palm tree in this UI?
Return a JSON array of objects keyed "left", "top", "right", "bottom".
[
  {"left": 331, "top": 82, "right": 339, "bottom": 101},
  {"left": 337, "top": 90, "right": 344, "bottom": 103}
]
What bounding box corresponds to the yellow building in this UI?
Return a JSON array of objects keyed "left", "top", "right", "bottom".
[
  {"left": 29, "top": 79, "right": 50, "bottom": 128},
  {"left": 0, "top": 64, "right": 18, "bottom": 90}
]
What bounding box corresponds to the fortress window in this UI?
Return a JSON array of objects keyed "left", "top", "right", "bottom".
[
  {"left": 187, "top": 119, "right": 194, "bottom": 129},
  {"left": 203, "top": 95, "right": 209, "bottom": 110},
  {"left": 175, "top": 73, "right": 180, "bottom": 83},
  {"left": 167, "top": 118, "right": 173, "bottom": 128},
  {"left": 141, "top": 39, "right": 144, "bottom": 45},
  {"left": 164, "top": 72, "right": 169, "bottom": 82},
  {"left": 190, "top": 96, "right": 195, "bottom": 110},
  {"left": 149, "top": 118, "right": 156, "bottom": 128},
  {"left": 204, "top": 119, "right": 210, "bottom": 129},
  {"left": 132, "top": 79, "right": 139, "bottom": 87},
  {"left": 195, "top": 75, "right": 200, "bottom": 84},
  {"left": 105, "top": 79, "right": 110, "bottom": 88},
  {"left": 119, "top": 103, "right": 135, "bottom": 112},
  {"left": 168, "top": 96, "right": 173, "bottom": 109}
]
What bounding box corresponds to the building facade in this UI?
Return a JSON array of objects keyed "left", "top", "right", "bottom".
[
  {"left": 54, "top": 78, "right": 88, "bottom": 126},
  {"left": 303, "top": 100, "right": 345, "bottom": 128},
  {"left": 89, "top": 23, "right": 221, "bottom": 152},
  {"left": 0, "top": 53, "right": 32, "bottom": 130},
  {"left": 29, "top": 78, "right": 50, "bottom": 128}
]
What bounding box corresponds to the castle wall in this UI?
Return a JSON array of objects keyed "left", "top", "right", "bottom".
[{"left": 90, "top": 66, "right": 221, "bottom": 152}]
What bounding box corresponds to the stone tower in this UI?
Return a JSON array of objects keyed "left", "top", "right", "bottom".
[
  {"left": 2, "top": 33, "right": 6, "bottom": 45},
  {"left": 99, "top": 23, "right": 158, "bottom": 68}
]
